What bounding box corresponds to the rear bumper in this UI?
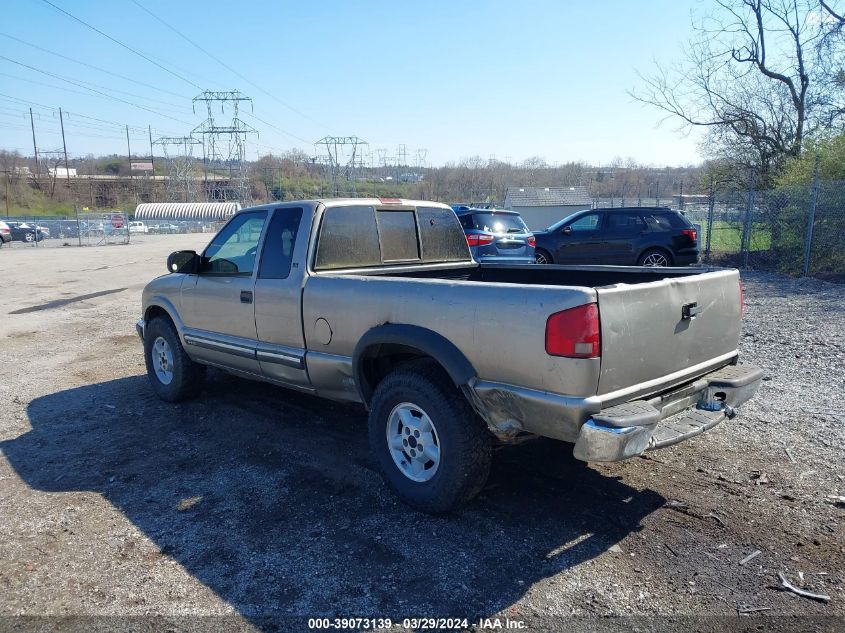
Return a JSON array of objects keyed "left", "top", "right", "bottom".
[
  {"left": 673, "top": 248, "right": 700, "bottom": 265},
  {"left": 468, "top": 362, "right": 763, "bottom": 460},
  {"left": 573, "top": 363, "right": 763, "bottom": 461},
  {"left": 475, "top": 255, "right": 536, "bottom": 264}
]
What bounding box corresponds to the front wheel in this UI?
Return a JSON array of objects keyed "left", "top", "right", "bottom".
[
  {"left": 534, "top": 249, "right": 552, "bottom": 264},
  {"left": 144, "top": 317, "right": 206, "bottom": 402},
  {"left": 24, "top": 233, "right": 34, "bottom": 243},
  {"left": 638, "top": 249, "right": 672, "bottom": 267},
  {"left": 368, "top": 360, "right": 492, "bottom": 514}
]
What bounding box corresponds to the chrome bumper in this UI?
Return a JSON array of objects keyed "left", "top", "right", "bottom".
[
  {"left": 135, "top": 319, "right": 145, "bottom": 342},
  {"left": 468, "top": 363, "right": 763, "bottom": 461},
  {"left": 573, "top": 364, "right": 764, "bottom": 462}
]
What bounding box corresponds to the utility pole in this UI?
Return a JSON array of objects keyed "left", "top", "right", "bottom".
[
  {"left": 59, "top": 108, "right": 81, "bottom": 246},
  {"left": 29, "top": 108, "right": 38, "bottom": 178},
  {"left": 149, "top": 125, "right": 156, "bottom": 203},
  {"left": 126, "top": 124, "right": 135, "bottom": 203}
]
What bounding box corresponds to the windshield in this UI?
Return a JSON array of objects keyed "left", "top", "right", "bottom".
[
  {"left": 461, "top": 212, "right": 528, "bottom": 234},
  {"left": 546, "top": 211, "right": 586, "bottom": 232}
]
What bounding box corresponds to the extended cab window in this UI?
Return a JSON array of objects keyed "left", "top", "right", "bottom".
[
  {"left": 417, "top": 206, "right": 471, "bottom": 262},
  {"left": 315, "top": 206, "right": 381, "bottom": 270},
  {"left": 201, "top": 211, "right": 267, "bottom": 275},
  {"left": 259, "top": 207, "right": 303, "bottom": 279}
]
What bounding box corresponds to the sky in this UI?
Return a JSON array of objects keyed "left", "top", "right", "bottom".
[{"left": 0, "top": 0, "right": 705, "bottom": 167}]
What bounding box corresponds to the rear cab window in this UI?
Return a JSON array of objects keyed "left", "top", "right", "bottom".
[{"left": 314, "top": 204, "right": 470, "bottom": 270}]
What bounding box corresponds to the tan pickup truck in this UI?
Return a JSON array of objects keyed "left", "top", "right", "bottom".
[{"left": 137, "top": 198, "right": 762, "bottom": 513}]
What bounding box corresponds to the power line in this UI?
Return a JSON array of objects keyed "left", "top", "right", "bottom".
[
  {"left": 39, "top": 0, "right": 202, "bottom": 90},
  {"left": 243, "top": 111, "right": 311, "bottom": 145},
  {"left": 129, "top": 0, "right": 336, "bottom": 133},
  {"left": 0, "top": 32, "right": 191, "bottom": 101},
  {"left": 0, "top": 60, "right": 193, "bottom": 124},
  {"left": 0, "top": 93, "right": 177, "bottom": 136},
  {"left": 0, "top": 58, "right": 191, "bottom": 112}
]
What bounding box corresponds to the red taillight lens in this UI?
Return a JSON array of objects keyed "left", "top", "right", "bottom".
[
  {"left": 739, "top": 280, "right": 745, "bottom": 318},
  {"left": 681, "top": 228, "right": 697, "bottom": 242},
  {"left": 545, "top": 303, "right": 600, "bottom": 358},
  {"left": 465, "top": 233, "right": 495, "bottom": 247},
  {"left": 527, "top": 236, "right": 536, "bottom": 247}
]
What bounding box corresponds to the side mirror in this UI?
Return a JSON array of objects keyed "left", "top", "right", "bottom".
[
  {"left": 167, "top": 250, "right": 199, "bottom": 274},
  {"left": 562, "top": 226, "right": 573, "bottom": 235}
]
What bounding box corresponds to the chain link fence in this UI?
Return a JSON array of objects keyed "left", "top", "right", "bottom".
[
  {"left": 5, "top": 181, "right": 843, "bottom": 281},
  {"left": 680, "top": 179, "right": 843, "bottom": 281}
]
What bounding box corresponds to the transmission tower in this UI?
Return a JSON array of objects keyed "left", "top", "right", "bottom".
[
  {"left": 192, "top": 90, "right": 257, "bottom": 203},
  {"left": 314, "top": 136, "right": 369, "bottom": 196},
  {"left": 414, "top": 149, "right": 428, "bottom": 170},
  {"left": 153, "top": 136, "right": 202, "bottom": 202}
]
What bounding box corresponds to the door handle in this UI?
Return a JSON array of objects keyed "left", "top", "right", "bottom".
[{"left": 240, "top": 290, "right": 253, "bottom": 304}]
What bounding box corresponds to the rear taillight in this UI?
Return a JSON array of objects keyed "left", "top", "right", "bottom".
[
  {"left": 545, "top": 303, "right": 600, "bottom": 358},
  {"left": 465, "top": 233, "right": 495, "bottom": 247},
  {"left": 739, "top": 280, "right": 745, "bottom": 318},
  {"left": 527, "top": 236, "right": 536, "bottom": 247},
  {"left": 681, "top": 228, "right": 697, "bottom": 242}
]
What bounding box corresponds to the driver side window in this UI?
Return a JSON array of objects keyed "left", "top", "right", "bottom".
[
  {"left": 201, "top": 211, "right": 267, "bottom": 275},
  {"left": 566, "top": 212, "right": 601, "bottom": 232}
]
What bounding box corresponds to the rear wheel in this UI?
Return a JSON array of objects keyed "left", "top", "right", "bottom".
[
  {"left": 144, "top": 317, "right": 206, "bottom": 402},
  {"left": 638, "top": 249, "right": 672, "bottom": 267},
  {"left": 368, "top": 360, "right": 492, "bottom": 514},
  {"left": 534, "top": 249, "right": 553, "bottom": 264},
  {"left": 24, "top": 233, "right": 33, "bottom": 243}
]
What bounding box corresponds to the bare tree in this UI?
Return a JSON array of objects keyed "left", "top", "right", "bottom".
[{"left": 633, "top": 0, "right": 842, "bottom": 183}]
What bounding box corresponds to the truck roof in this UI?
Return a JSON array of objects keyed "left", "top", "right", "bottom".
[{"left": 240, "top": 198, "right": 453, "bottom": 213}]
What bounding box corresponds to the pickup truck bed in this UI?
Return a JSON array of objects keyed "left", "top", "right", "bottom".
[{"left": 138, "top": 198, "right": 762, "bottom": 513}]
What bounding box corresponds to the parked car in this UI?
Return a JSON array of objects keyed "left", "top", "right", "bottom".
[
  {"left": 7, "top": 222, "right": 45, "bottom": 243},
  {"left": 0, "top": 220, "right": 11, "bottom": 246},
  {"left": 138, "top": 198, "right": 759, "bottom": 514},
  {"left": 55, "top": 221, "right": 81, "bottom": 239},
  {"left": 129, "top": 221, "right": 149, "bottom": 234},
  {"left": 454, "top": 207, "right": 535, "bottom": 264},
  {"left": 533, "top": 207, "right": 699, "bottom": 266}
]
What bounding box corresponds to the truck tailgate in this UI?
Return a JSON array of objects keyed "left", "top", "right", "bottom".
[{"left": 596, "top": 268, "right": 741, "bottom": 398}]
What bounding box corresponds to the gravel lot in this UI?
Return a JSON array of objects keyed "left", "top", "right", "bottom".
[{"left": 0, "top": 236, "right": 842, "bottom": 631}]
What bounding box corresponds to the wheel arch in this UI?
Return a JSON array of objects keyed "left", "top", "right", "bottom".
[
  {"left": 352, "top": 324, "right": 476, "bottom": 407},
  {"left": 143, "top": 297, "right": 185, "bottom": 338},
  {"left": 637, "top": 245, "right": 674, "bottom": 265}
]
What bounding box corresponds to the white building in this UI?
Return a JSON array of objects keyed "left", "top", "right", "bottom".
[{"left": 503, "top": 186, "right": 592, "bottom": 230}]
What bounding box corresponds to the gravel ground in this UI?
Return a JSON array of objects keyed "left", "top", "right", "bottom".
[{"left": 0, "top": 238, "right": 842, "bottom": 632}]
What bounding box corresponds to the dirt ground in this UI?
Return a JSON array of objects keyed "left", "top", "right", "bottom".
[{"left": 0, "top": 236, "right": 842, "bottom": 632}]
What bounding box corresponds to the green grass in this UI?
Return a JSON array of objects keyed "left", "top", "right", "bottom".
[{"left": 700, "top": 220, "right": 772, "bottom": 252}]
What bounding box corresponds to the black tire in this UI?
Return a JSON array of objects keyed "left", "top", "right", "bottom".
[
  {"left": 534, "top": 248, "right": 553, "bottom": 264},
  {"left": 637, "top": 248, "right": 673, "bottom": 267},
  {"left": 368, "top": 360, "right": 492, "bottom": 514},
  {"left": 144, "top": 317, "right": 206, "bottom": 402}
]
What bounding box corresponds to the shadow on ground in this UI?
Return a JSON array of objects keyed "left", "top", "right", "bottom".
[{"left": 3, "top": 371, "right": 664, "bottom": 624}]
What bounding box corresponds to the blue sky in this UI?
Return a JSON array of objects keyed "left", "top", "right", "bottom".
[{"left": 0, "top": 0, "right": 704, "bottom": 166}]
